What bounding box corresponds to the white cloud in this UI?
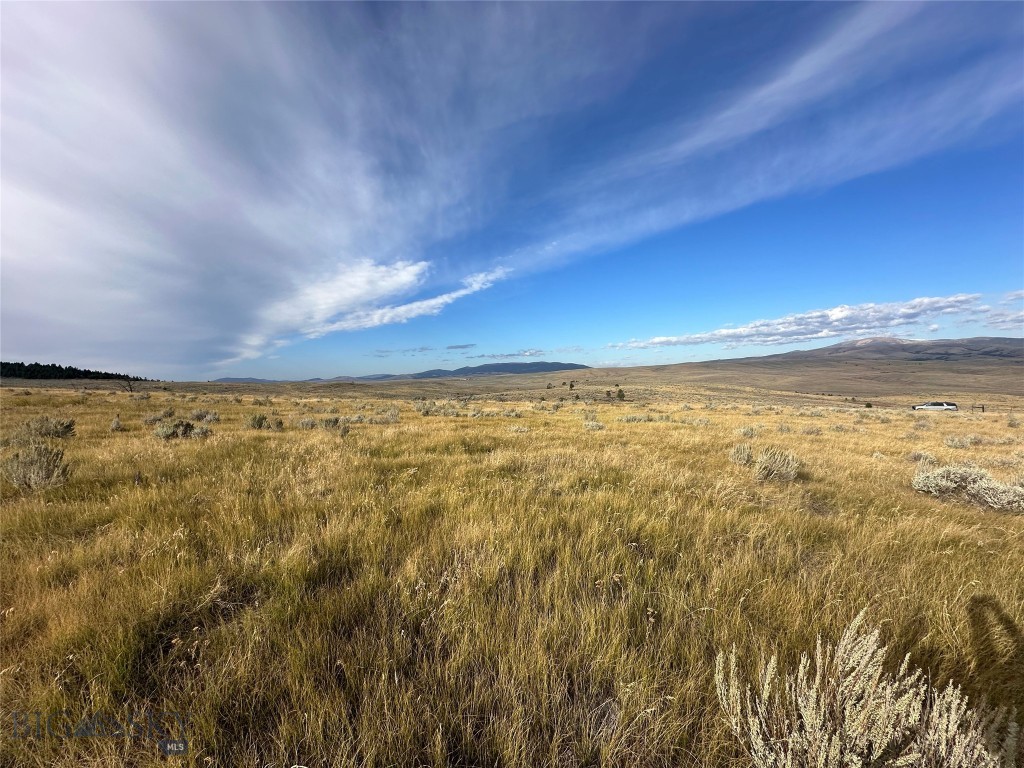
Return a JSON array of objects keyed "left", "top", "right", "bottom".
[
  {"left": 314, "top": 268, "right": 509, "bottom": 336},
  {"left": 613, "top": 294, "right": 985, "bottom": 349},
  {"left": 985, "top": 311, "right": 1024, "bottom": 332},
  {"left": 980, "top": 291, "right": 1024, "bottom": 332},
  {"left": 507, "top": 5, "right": 1023, "bottom": 275},
  {"left": 468, "top": 348, "right": 547, "bottom": 360},
  {"left": 271, "top": 262, "right": 429, "bottom": 331},
  {"left": 0, "top": 5, "right": 657, "bottom": 374},
  {"left": 984, "top": 311, "right": 1024, "bottom": 332}
]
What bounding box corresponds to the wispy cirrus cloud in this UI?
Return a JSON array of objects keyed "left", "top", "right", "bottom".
[
  {"left": 971, "top": 290, "right": 1024, "bottom": 332},
  {"left": 468, "top": 349, "right": 547, "bottom": 360},
  {"left": 506, "top": 4, "right": 1023, "bottom": 275},
  {"left": 985, "top": 311, "right": 1024, "bottom": 332},
  {"left": 984, "top": 290, "right": 1024, "bottom": 332},
  {"left": 230, "top": 267, "right": 509, "bottom": 363},
  {"left": 2, "top": 4, "right": 1020, "bottom": 377},
  {"left": 613, "top": 294, "right": 986, "bottom": 349},
  {"left": 310, "top": 268, "right": 509, "bottom": 336},
  {"left": 0, "top": 4, "right": 670, "bottom": 374},
  {"left": 371, "top": 346, "right": 434, "bottom": 358},
  {"left": 446, "top": 344, "right": 477, "bottom": 351}
]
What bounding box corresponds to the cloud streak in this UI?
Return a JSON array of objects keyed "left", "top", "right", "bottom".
[
  {"left": 613, "top": 294, "right": 988, "bottom": 349},
  {"left": 468, "top": 349, "right": 547, "bottom": 360},
  {"left": 505, "top": 5, "right": 1023, "bottom": 276},
  {"left": 1, "top": 5, "right": 660, "bottom": 374}
]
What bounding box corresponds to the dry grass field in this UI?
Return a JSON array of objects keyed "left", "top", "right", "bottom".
[{"left": 1, "top": 375, "right": 1023, "bottom": 766}]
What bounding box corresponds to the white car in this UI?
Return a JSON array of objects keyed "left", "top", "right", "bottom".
[{"left": 912, "top": 401, "right": 958, "bottom": 411}]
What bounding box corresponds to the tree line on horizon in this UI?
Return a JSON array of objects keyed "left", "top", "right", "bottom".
[{"left": 0, "top": 361, "right": 148, "bottom": 381}]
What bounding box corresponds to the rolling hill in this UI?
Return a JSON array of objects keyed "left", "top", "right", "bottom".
[
  {"left": 212, "top": 361, "right": 590, "bottom": 384},
  {"left": 625, "top": 336, "right": 1024, "bottom": 398}
]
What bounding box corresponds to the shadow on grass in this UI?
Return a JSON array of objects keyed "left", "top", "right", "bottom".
[{"left": 967, "top": 594, "right": 1024, "bottom": 710}]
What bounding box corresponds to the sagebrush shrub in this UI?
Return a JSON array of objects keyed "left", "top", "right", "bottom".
[
  {"left": 736, "top": 425, "right": 758, "bottom": 438},
  {"left": 715, "top": 610, "right": 1019, "bottom": 768},
  {"left": 583, "top": 421, "right": 604, "bottom": 431},
  {"left": 247, "top": 414, "right": 272, "bottom": 430},
  {"left": 753, "top": 446, "right": 801, "bottom": 482},
  {"left": 318, "top": 417, "right": 349, "bottom": 435},
  {"left": 154, "top": 420, "right": 195, "bottom": 440},
  {"left": 416, "top": 401, "right": 460, "bottom": 417},
  {"left": 3, "top": 442, "right": 71, "bottom": 490},
  {"left": 22, "top": 416, "right": 75, "bottom": 439},
  {"left": 730, "top": 443, "right": 753, "bottom": 466},
  {"left": 945, "top": 434, "right": 982, "bottom": 449},
  {"left": 913, "top": 463, "right": 1024, "bottom": 513},
  {"left": 297, "top": 418, "right": 317, "bottom": 430},
  {"left": 367, "top": 407, "right": 400, "bottom": 425},
  {"left": 802, "top": 426, "right": 822, "bottom": 436}
]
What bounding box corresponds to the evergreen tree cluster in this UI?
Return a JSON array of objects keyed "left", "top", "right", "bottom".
[{"left": 0, "top": 361, "right": 147, "bottom": 381}]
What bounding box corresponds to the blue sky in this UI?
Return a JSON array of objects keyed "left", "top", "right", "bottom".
[{"left": 2, "top": 2, "right": 1022, "bottom": 380}]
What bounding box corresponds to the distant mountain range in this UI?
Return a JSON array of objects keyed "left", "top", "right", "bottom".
[
  {"left": 213, "top": 338, "right": 1022, "bottom": 383},
  {"left": 5, "top": 338, "right": 1018, "bottom": 386},
  {"left": 752, "top": 336, "right": 1024, "bottom": 363},
  {"left": 212, "top": 361, "right": 590, "bottom": 384},
  {"left": 642, "top": 336, "right": 1024, "bottom": 398}
]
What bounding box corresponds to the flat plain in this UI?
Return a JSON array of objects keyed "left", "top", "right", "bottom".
[{"left": 1, "top": 363, "right": 1023, "bottom": 766}]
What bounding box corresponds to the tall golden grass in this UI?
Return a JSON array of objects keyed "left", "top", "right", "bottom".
[{"left": 1, "top": 385, "right": 1022, "bottom": 766}]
